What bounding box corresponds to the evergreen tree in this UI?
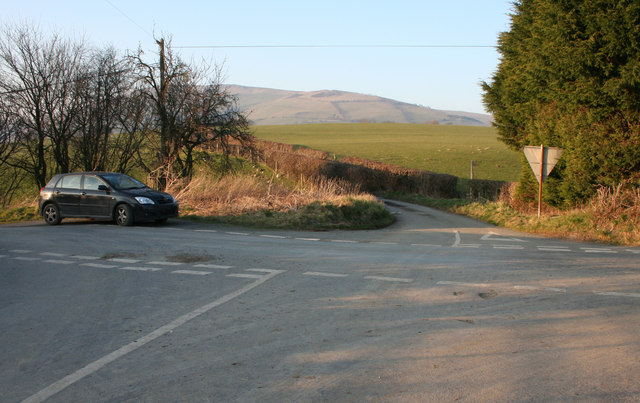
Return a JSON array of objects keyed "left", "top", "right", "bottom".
[{"left": 483, "top": 0, "right": 640, "bottom": 205}]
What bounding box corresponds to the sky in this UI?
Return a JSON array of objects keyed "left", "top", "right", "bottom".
[{"left": 2, "top": 0, "right": 515, "bottom": 115}]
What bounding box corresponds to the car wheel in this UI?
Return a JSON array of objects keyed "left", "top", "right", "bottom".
[
  {"left": 115, "top": 204, "right": 134, "bottom": 226},
  {"left": 43, "top": 204, "right": 61, "bottom": 225}
]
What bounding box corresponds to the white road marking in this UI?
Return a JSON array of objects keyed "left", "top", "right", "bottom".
[
  {"left": 626, "top": 249, "right": 640, "bottom": 254},
  {"left": 194, "top": 264, "right": 232, "bottom": 270},
  {"left": 594, "top": 291, "right": 640, "bottom": 298},
  {"left": 108, "top": 258, "right": 140, "bottom": 264},
  {"left": 246, "top": 268, "right": 283, "bottom": 274},
  {"left": 195, "top": 229, "right": 217, "bottom": 233},
  {"left": 21, "top": 269, "right": 284, "bottom": 403},
  {"left": 146, "top": 261, "right": 183, "bottom": 266},
  {"left": 80, "top": 263, "right": 118, "bottom": 269},
  {"left": 10, "top": 249, "right": 33, "bottom": 253},
  {"left": 70, "top": 255, "right": 101, "bottom": 260},
  {"left": 371, "top": 242, "right": 398, "bottom": 245},
  {"left": 171, "top": 270, "right": 212, "bottom": 276},
  {"left": 304, "top": 271, "right": 349, "bottom": 278},
  {"left": 330, "top": 239, "right": 357, "bottom": 243},
  {"left": 226, "top": 231, "right": 249, "bottom": 236},
  {"left": 365, "top": 275, "right": 413, "bottom": 283},
  {"left": 39, "top": 252, "right": 66, "bottom": 257},
  {"left": 537, "top": 247, "right": 571, "bottom": 252},
  {"left": 481, "top": 231, "right": 527, "bottom": 242},
  {"left": 259, "top": 234, "right": 287, "bottom": 239},
  {"left": 12, "top": 257, "right": 41, "bottom": 261},
  {"left": 119, "top": 266, "right": 162, "bottom": 272},
  {"left": 452, "top": 231, "right": 480, "bottom": 248},
  {"left": 581, "top": 248, "right": 616, "bottom": 254},
  {"left": 411, "top": 243, "right": 441, "bottom": 247},
  {"left": 227, "top": 273, "right": 265, "bottom": 279},
  {"left": 295, "top": 237, "right": 320, "bottom": 241},
  {"left": 493, "top": 245, "right": 524, "bottom": 250}
]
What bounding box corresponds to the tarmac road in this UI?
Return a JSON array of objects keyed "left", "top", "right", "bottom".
[{"left": 2, "top": 200, "right": 640, "bottom": 402}]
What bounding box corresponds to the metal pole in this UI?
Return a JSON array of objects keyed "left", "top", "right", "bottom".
[{"left": 538, "top": 144, "right": 544, "bottom": 218}]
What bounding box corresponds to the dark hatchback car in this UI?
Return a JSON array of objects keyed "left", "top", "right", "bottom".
[{"left": 38, "top": 172, "right": 179, "bottom": 226}]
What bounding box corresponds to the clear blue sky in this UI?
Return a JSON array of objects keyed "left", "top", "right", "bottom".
[{"left": 2, "top": 0, "right": 514, "bottom": 114}]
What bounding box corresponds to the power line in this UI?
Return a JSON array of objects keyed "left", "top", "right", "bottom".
[
  {"left": 104, "top": 0, "right": 154, "bottom": 40},
  {"left": 174, "top": 44, "right": 496, "bottom": 49}
]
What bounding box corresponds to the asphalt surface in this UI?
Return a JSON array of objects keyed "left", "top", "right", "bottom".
[{"left": 2, "top": 200, "right": 640, "bottom": 402}]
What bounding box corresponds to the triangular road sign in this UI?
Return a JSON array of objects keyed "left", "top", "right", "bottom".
[{"left": 524, "top": 146, "right": 563, "bottom": 184}]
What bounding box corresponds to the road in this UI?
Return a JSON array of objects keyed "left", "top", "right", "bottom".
[{"left": 2, "top": 200, "right": 640, "bottom": 402}]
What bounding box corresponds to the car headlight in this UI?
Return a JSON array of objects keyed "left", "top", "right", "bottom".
[{"left": 135, "top": 196, "right": 155, "bottom": 205}]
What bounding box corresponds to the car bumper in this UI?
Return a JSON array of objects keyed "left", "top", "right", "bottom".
[{"left": 133, "top": 203, "right": 179, "bottom": 222}]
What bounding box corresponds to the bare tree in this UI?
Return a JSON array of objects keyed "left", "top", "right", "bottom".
[
  {"left": 0, "top": 23, "right": 86, "bottom": 187},
  {"left": 131, "top": 37, "right": 253, "bottom": 188}
]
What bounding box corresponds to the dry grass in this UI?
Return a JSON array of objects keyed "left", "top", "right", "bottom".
[
  {"left": 452, "top": 181, "right": 640, "bottom": 246},
  {"left": 167, "top": 170, "right": 376, "bottom": 217}
]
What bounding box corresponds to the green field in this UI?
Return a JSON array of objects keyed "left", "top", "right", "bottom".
[{"left": 252, "top": 123, "right": 520, "bottom": 182}]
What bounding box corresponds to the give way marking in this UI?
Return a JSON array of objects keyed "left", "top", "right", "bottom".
[{"left": 21, "top": 269, "right": 285, "bottom": 403}]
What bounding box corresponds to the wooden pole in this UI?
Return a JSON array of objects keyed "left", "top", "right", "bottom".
[{"left": 538, "top": 144, "right": 544, "bottom": 218}]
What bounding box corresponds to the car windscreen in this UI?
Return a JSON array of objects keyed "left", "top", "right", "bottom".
[{"left": 100, "top": 174, "right": 147, "bottom": 190}]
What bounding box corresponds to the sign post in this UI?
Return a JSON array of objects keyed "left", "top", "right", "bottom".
[{"left": 523, "top": 145, "right": 563, "bottom": 217}]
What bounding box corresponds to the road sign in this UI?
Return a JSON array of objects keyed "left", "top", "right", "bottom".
[
  {"left": 524, "top": 145, "right": 563, "bottom": 184},
  {"left": 524, "top": 145, "right": 563, "bottom": 217}
]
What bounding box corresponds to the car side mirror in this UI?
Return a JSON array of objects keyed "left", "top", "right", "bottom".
[{"left": 98, "top": 184, "right": 110, "bottom": 192}]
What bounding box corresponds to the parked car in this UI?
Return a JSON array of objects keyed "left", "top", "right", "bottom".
[{"left": 38, "top": 172, "right": 179, "bottom": 226}]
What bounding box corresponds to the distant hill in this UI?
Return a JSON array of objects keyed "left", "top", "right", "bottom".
[{"left": 227, "top": 85, "right": 493, "bottom": 127}]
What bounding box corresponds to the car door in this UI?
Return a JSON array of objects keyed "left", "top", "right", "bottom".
[
  {"left": 53, "top": 174, "right": 83, "bottom": 216},
  {"left": 81, "top": 174, "right": 113, "bottom": 218}
]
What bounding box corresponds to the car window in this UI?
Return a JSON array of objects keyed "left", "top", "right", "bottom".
[
  {"left": 101, "top": 174, "right": 146, "bottom": 190},
  {"left": 83, "top": 175, "right": 105, "bottom": 191},
  {"left": 57, "top": 175, "right": 82, "bottom": 190}
]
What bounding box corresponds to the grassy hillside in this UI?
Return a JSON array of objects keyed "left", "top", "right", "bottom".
[{"left": 252, "top": 123, "right": 520, "bottom": 182}]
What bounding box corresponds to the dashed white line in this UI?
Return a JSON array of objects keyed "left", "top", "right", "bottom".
[
  {"left": 171, "top": 270, "right": 212, "bottom": 276},
  {"left": 330, "top": 239, "right": 358, "bottom": 243},
  {"left": 514, "top": 285, "right": 566, "bottom": 293},
  {"left": 10, "top": 249, "right": 33, "bottom": 253},
  {"left": 108, "top": 258, "right": 140, "bottom": 264},
  {"left": 226, "top": 231, "right": 249, "bottom": 236},
  {"left": 146, "top": 261, "right": 183, "bottom": 266},
  {"left": 295, "top": 237, "right": 320, "bottom": 242},
  {"left": 39, "top": 252, "right": 66, "bottom": 257},
  {"left": 119, "top": 266, "right": 162, "bottom": 272},
  {"left": 537, "top": 247, "right": 571, "bottom": 252},
  {"left": 581, "top": 248, "right": 616, "bottom": 254},
  {"left": 227, "top": 273, "right": 266, "bottom": 279},
  {"left": 194, "top": 264, "right": 232, "bottom": 270},
  {"left": 259, "top": 234, "right": 287, "bottom": 239},
  {"left": 493, "top": 245, "right": 524, "bottom": 250},
  {"left": 437, "top": 280, "right": 492, "bottom": 288},
  {"left": 195, "top": 229, "right": 217, "bottom": 233},
  {"left": 80, "top": 263, "right": 118, "bottom": 269},
  {"left": 365, "top": 275, "right": 413, "bottom": 283},
  {"left": 12, "top": 256, "right": 41, "bottom": 261}
]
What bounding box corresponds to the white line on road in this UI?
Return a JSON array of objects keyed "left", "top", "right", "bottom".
[
  {"left": 537, "top": 247, "right": 571, "bottom": 252},
  {"left": 119, "top": 266, "right": 162, "bottom": 272},
  {"left": 514, "top": 285, "right": 566, "bottom": 293},
  {"left": 145, "top": 261, "right": 184, "bottom": 266},
  {"left": 452, "top": 231, "right": 480, "bottom": 248},
  {"left": 80, "top": 263, "right": 118, "bottom": 269},
  {"left": 259, "top": 234, "right": 287, "bottom": 239},
  {"left": 330, "top": 239, "right": 358, "bottom": 243},
  {"left": 193, "top": 264, "right": 232, "bottom": 270},
  {"left": 70, "top": 255, "right": 101, "bottom": 260},
  {"left": 171, "top": 270, "right": 212, "bottom": 276},
  {"left": 227, "top": 273, "right": 265, "bottom": 279},
  {"left": 493, "top": 245, "right": 524, "bottom": 250},
  {"left": 10, "top": 249, "right": 33, "bottom": 253},
  {"left": 39, "top": 252, "right": 66, "bottom": 257},
  {"left": 21, "top": 269, "right": 284, "bottom": 403},
  {"left": 12, "top": 257, "right": 42, "bottom": 261},
  {"left": 581, "top": 248, "right": 616, "bottom": 254},
  {"left": 226, "top": 231, "right": 249, "bottom": 236},
  {"left": 365, "top": 275, "right": 413, "bottom": 283},
  {"left": 304, "top": 271, "right": 349, "bottom": 278},
  {"left": 194, "top": 229, "right": 217, "bottom": 233}
]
